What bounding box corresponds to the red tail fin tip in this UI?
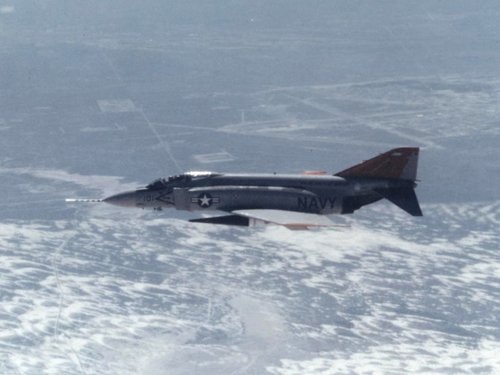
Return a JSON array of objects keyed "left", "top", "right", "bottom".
[{"left": 336, "top": 147, "right": 419, "bottom": 181}]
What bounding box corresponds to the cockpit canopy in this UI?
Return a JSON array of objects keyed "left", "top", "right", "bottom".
[
  {"left": 185, "top": 171, "right": 220, "bottom": 178},
  {"left": 146, "top": 171, "right": 220, "bottom": 190}
]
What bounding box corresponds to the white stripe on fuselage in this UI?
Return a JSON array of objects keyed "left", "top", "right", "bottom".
[{"left": 201, "top": 174, "right": 347, "bottom": 189}]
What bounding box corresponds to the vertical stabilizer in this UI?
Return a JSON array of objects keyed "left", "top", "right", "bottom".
[
  {"left": 336, "top": 147, "right": 419, "bottom": 181},
  {"left": 336, "top": 147, "right": 423, "bottom": 216}
]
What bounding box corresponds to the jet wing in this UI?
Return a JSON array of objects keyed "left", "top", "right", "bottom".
[{"left": 231, "top": 209, "right": 341, "bottom": 229}]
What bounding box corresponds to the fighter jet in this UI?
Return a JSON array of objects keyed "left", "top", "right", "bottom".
[{"left": 67, "top": 147, "right": 423, "bottom": 229}]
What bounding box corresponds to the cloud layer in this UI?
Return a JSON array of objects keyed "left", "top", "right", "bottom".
[{"left": 0, "top": 197, "right": 498, "bottom": 374}]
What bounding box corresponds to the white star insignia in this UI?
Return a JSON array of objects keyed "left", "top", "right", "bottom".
[{"left": 199, "top": 194, "right": 212, "bottom": 207}]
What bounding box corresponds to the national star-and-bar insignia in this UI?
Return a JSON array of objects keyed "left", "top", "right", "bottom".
[{"left": 191, "top": 193, "right": 220, "bottom": 208}]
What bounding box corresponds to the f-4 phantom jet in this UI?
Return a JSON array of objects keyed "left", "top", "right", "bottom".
[{"left": 67, "top": 147, "right": 423, "bottom": 229}]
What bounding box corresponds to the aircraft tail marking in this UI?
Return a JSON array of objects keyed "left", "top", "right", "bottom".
[{"left": 336, "top": 147, "right": 419, "bottom": 181}]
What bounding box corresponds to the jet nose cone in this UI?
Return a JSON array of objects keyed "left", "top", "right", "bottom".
[{"left": 103, "top": 191, "right": 136, "bottom": 207}]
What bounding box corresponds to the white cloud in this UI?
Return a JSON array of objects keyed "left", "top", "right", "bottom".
[
  {"left": 267, "top": 340, "right": 500, "bottom": 375},
  {"left": 0, "top": 5, "right": 14, "bottom": 14},
  {"left": 0, "top": 166, "right": 139, "bottom": 195},
  {"left": 1, "top": 198, "right": 499, "bottom": 374}
]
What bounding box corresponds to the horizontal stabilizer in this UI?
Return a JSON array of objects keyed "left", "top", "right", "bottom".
[{"left": 375, "top": 188, "right": 423, "bottom": 216}]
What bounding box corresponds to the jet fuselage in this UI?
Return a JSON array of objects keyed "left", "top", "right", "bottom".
[
  {"left": 104, "top": 172, "right": 413, "bottom": 215},
  {"left": 70, "top": 147, "right": 423, "bottom": 228}
]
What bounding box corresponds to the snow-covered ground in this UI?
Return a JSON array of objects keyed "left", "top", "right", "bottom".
[{"left": 0, "top": 199, "right": 499, "bottom": 374}]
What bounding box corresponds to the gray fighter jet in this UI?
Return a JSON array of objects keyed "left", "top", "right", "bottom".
[{"left": 67, "top": 147, "right": 423, "bottom": 229}]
